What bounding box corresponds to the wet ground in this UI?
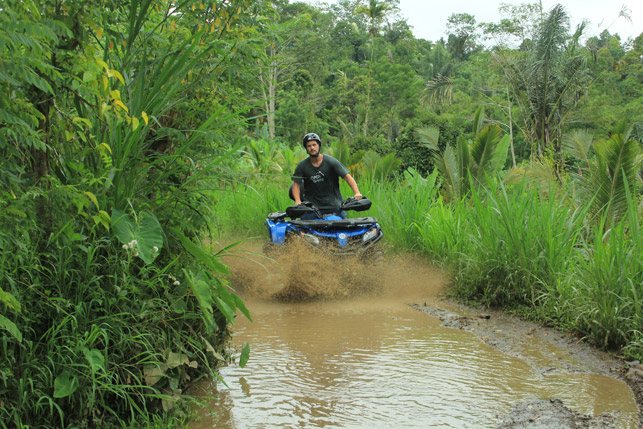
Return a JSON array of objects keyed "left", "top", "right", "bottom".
[
  {"left": 189, "top": 241, "right": 641, "bottom": 428},
  {"left": 415, "top": 303, "right": 643, "bottom": 428}
]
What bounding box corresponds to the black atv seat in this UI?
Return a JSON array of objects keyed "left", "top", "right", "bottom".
[{"left": 289, "top": 217, "right": 378, "bottom": 230}]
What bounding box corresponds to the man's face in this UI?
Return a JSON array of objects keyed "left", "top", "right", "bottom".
[{"left": 305, "top": 140, "right": 320, "bottom": 157}]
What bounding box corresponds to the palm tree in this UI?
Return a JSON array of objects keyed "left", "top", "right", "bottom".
[
  {"left": 510, "top": 124, "right": 642, "bottom": 227},
  {"left": 499, "top": 4, "right": 591, "bottom": 160},
  {"left": 357, "top": 0, "right": 395, "bottom": 135},
  {"left": 563, "top": 125, "right": 642, "bottom": 226},
  {"left": 418, "top": 107, "right": 510, "bottom": 200}
]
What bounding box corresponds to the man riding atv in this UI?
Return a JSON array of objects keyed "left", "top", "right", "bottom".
[{"left": 291, "top": 133, "right": 363, "bottom": 220}]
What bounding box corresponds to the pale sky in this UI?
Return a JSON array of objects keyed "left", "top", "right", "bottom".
[
  {"left": 300, "top": 0, "right": 641, "bottom": 43},
  {"left": 399, "top": 0, "right": 641, "bottom": 42}
]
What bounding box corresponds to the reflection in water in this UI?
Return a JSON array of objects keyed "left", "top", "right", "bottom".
[{"left": 189, "top": 250, "right": 638, "bottom": 428}]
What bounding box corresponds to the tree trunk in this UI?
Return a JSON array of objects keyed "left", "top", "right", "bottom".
[
  {"left": 267, "top": 60, "right": 277, "bottom": 140},
  {"left": 33, "top": 100, "right": 53, "bottom": 243},
  {"left": 506, "top": 85, "right": 517, "bottom": 167},
  {"left": 259, "top": 46, "right": 280, "bottom": 140}
]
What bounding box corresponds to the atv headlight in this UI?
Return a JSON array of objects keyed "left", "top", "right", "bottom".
[
  {"left": 363, "top": 227, "right": 378, "bottom": 242},
  {"left": 300, "top": 232, "right": 320, "bottom": 246}
]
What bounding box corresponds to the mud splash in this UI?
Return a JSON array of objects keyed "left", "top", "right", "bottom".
[
  {"left": 188, "top": 240, "right": 639, "bottom": 428},
  {"left": 226, "top": 239, "right": 442, "bottom": 302}
]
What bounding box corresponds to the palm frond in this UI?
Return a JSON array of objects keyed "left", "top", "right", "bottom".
[
  {"left": 503, "top": 160, "right": 559, "bottom": 194},
  {"left": 372, "top": 153, "right": 402, "bottom": 181},
  {"left": 455, "top": 136, "right": 470, "bottom": 197},
  {"left": 470, "top": 125, "right": 503, "bottom": 179},
  {"left": 492, "top": 135, "right": 511, "bottom": 173},
  {"left": 416, "top": 126, "right": 440, "bottom": 151},
  {"left": 423, "top": 74, "right": 454, "bottom": 106},
  {"left": 329, "top": 140, "right": 352, "bottom": 167},
  {"left": 472, "top": 106, "right": 486, "bottom": 137},
  {"left": 439, "top": 145, "right": 460, "bottom": 200},
  {"left": 361, "top": 150, "right": 381, "bottom": 176},
  {"left": 592, "top": 133, "right": 641, "bottom": 223},
  {"left": 532, "top": 4, "right": 569, "bottom": 66},
  {"left": 562, "top": 129, "right": 594, "bottom": 169}
]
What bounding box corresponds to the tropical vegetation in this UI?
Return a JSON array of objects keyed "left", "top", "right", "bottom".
[{"left": 1, "top": 0, "right": 641, "bottom": 426}]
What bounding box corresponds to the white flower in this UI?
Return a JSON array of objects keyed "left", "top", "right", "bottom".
[
  {"left": 122, "top": 244, "right": 128, "bottom": 250},
  {"left": 153, "top": 246, "right": 159, "bottom": 252},
  {"left": 134, "top": 252, "right": 139, "bottom": 257},
  {"left": 128, "top": 241, "right": 134, "bottom": 249},
  {"left": 173, "top": 280, "right": 180, "bottom": 286}
]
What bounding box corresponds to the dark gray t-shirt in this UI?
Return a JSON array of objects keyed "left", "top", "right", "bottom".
[{"left": 292, "top": 155, "right": 349, "bottom": 207}]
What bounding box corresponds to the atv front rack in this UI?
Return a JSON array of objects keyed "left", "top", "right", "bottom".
[{"left": 289, "top": 217, "right": 378, "bottom": 230}]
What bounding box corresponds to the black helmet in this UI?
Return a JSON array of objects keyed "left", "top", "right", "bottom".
[{"left": 302, "top": 133, "right": 321, "bottom": 147}]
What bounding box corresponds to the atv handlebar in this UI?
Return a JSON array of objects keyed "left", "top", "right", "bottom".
[
  {"left": 285, "top": 197, "right": 371, "bottom": 219},
  {"left": 340, "top": 196, "right": 371, "bottom": 211}
]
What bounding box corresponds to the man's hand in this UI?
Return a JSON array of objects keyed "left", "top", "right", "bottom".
[{"left": 354, "top": 193, "right": 363, "bottom": 200}]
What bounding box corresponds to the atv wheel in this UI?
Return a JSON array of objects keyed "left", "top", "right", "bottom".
[
  {"left": 361, "top": 245, "right": 383, "bottom": 263},
  {"left": 262, "top": 242, "right": 282, "bottom": 257}
]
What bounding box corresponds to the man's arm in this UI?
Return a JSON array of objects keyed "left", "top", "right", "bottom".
[
  {"left": 343, "top": 174, "right": 363, "bottom": 199},
  {"left": 292, "top": 181, "right": 302, "bottom": 205}
]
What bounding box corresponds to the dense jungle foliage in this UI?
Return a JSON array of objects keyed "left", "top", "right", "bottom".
[{"left": 1, "top": 0, "right": 641, "bottom": 426}]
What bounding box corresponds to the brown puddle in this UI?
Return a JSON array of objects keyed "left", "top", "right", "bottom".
[{"left": 189, "top": 241, "right": 638, "bottom": 428}]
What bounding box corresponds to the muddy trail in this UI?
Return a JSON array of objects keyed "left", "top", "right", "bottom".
[{"left": 190, "top": 240, "right": 642, "bottom": 428}]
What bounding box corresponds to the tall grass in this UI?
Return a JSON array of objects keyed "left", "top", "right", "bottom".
[
  {"left": 211, "top": 171, "right": 642, "bottom": 360},
  {"left": 446, "top": 182, "right": 586, "bottom": 309},
  {"left": 211, "top": 174, "right": 292, "bottom": 238},
  {"left": 573, "top": 189, "right": 642, "bottom": 357},
  {"left": 367, "top": 169, "right": 441, "bottom": 251}
]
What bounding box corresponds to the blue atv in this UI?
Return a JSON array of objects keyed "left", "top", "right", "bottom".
[{"left": 264, "top": 197, "right": 383, "bottom": 258}]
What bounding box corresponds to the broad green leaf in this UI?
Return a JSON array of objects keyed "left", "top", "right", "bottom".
[
  {"left": 84, "top": 191, "right": 99, "bottom": 210},
  {"left": 111, "top": 209, "right": 163, "bottom": 264},
  {"left": 144, "top": 365, "right": 166, "bottom": 386},
  {"left": 83, "top": 348, "right": 105, "bottom": 374},
  {"left": 172, "top": 227, "right": 229, "bottom": 275},
  {"left": 215, "top": 296, "right": 234, "bottom": 323},
  {"left": 111, "top": 208, "right": 134, "bottom": 243},
  {"left": 54, "top": 370, "right": 79, "bottom": 398},
  {"left": 185, "top": 269, "right": 215, "bottom": 330},
  {"left": 110, "top": 69, "right": 125, "bottom": 86},
  {"left": 72, "top": 117, "right": 92, "bottom": 129},
  {"left": 233, "top": 294, "right": 252, "bottom": 322},
  {"left": 137, "top": 214, "right": 163, "bottom": 263},
  {"left": 172, "top": 299, "right": 187, "bottom": 314},
  {"left": 417, "top": 126, "right": 440, "bottom": 151},
  {"left": 98, "top": 142, "right": 112, "bottom": 154},
  {"left": 166, "top": 351, "right": 189, "bottom": 369},
  {"left": 96, "top": 58, "right": 109, "bottom": 71},
  {"left": 492, "top": 135, "right": 511, "bottom": 173},
  {"left": 0, "top": 314, "right": 22, "bottom": 343},
  {"left": 239, "top": 343, "right": 250, "bottom": 368},
  {"left": 202, "top": 336, "right": 225, "bottom": 361},
  {"left": 0, "top": 288, "right": 21, "bottom": 312},
  {"left": 113, "top": 99, "right": 128, "bottom": 112}
]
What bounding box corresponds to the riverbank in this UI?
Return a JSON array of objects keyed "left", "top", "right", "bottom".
[{"left": 414, "top": 301, "right": 643, "bottom": 428}]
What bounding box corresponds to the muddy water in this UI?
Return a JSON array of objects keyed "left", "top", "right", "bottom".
[{"left": 189, "top": 243, "right": 638, "bottom": 428}]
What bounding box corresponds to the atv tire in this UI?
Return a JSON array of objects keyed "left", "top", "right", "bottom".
[{"left": 361, "top": 245, "right": 383, "bottom": 263}]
